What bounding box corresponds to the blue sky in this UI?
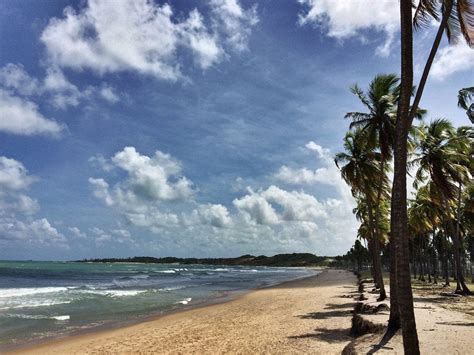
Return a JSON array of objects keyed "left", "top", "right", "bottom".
[{"left": 0, "top": 0, "right": 472, "bottom": 260}]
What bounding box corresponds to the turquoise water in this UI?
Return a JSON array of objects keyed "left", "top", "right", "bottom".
[{"left": 0, "top": 261, "right": 316, "bottom": 348}]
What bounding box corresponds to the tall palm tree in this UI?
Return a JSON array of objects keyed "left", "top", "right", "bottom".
[
  {"left": 345, "top": 74, "right": 425, "bottom": 321},
  {"left": 412, "top": 119, "right": 472, "bottom": 294},
  {"left": 345, "top": 74, "right": 399, "bottom": 302},
  {"left": 392, "top": 1, "right": 473, "bottom": 352},
  {"left": 391, "top": 1, "right": 419, "bottom": 352},
  {"left": 335, "top": 130, "right": 388, "bottom": 300}
]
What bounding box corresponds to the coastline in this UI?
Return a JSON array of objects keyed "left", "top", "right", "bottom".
[{"left": 9, "top": 268, "right": 356, "bottom": 354}]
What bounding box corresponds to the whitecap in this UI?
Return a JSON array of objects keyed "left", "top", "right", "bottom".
[
  {"left": 0, "top": 287, "right": 69, "bottom": 298},
  {"left": 175, "top": 297, "right": 192, "bottom": 305}
]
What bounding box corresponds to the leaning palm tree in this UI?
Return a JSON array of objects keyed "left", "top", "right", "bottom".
[
  {"left": 409, "top": 0, "right": 474, "bottom": 125},
  {"left": 335, "top": 130, "right": 387, "bottom": 300},
  {"left": 412, "top": 119, "right": 472, "bottom": 294}
]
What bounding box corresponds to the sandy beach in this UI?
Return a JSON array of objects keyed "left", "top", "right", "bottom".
[{"left": 11, "top": 269, "right": 356, "bottom": 354}]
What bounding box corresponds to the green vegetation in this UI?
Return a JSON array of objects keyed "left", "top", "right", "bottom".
[
  {"left": 334, "top": 76, "right": 473, "bottom": 352},
  {"left": 78, "top": 253, "right": 328, "bottom": 267}
]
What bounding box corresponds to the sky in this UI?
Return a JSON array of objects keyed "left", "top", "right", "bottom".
[{"left": 0, "top": 0, "right": 472, "bottom": 260}]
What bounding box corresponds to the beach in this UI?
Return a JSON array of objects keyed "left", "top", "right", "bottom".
[{"left": 12, "top": 269, "right": 356, "bottom": 354}]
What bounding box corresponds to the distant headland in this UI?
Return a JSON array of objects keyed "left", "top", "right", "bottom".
[{"left": 77, "top": 253, "right": 331, "bottom": 267}]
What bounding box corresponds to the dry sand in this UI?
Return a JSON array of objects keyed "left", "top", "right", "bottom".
[
  {"left": 12, "top": 269, "right": 357, "bottom": 354},
  {"left": 347, "top": 279, "right": 474, "bottom": 354}
]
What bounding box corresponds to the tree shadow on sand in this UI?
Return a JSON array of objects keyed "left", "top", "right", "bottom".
[
  {"left": 289, "top": 327, "right": 351, "bottom": 343},
  {"left": 297, "top": 309, "right": 351, "bottom": 320},
  {"left": 436, "top": 321, "right": 474, "bottom": 326},
  {"left": 323, "top": 302, "right": 355, "bottom": 310}
]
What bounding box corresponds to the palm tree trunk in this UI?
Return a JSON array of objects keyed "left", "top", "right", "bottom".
[
  {"left": 366, "top": 194, "right": 386, "bottom": 300},
  {"left": 373, "top": 158, "right": 388, "bottom": 301},
  {"left": 392, "top": 1, "right": 420, "bottom": 353},
  {"left": 445, "top": 212, "right": 471, "bottom": 294},
  {"left": 439, "top": 193, "right": 471, "bottom": 294},
  {"left": 387, "top": 239, "right": 401, "bottom": 331},
  {"left": 407, "top": 0, "right": 454, "bottom": 125},
  {"left": 443, "top": 251, "right": 450, "bottom": 286}
]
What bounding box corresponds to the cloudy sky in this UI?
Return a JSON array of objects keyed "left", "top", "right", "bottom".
[{"left": 0, "top": 0, "right": 472, "bottom": 260}]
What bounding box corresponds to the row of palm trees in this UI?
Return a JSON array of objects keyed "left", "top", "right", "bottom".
[
  {"left": 335, "top": 1, "right": 474, "bottom": 353},
  {"left": 335, "top": 73, "right": 473, "bottom": 350}
]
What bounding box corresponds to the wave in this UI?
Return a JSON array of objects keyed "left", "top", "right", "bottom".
[
  {"left": 154, "top": 270, "right": 176, "bottom": 274},
  {"left": 5, "top": 314, "right": 70, "bottom": 321},
  {"left": 0, "top": 300, "right": 72, "bottom": 310},
  {"left": 75, "top": 289, "right": 147, "bottom": 297},
  {"left": 0, "top": 287, "right": 69, "bottom": 298},
  {"left": 158, "top": 285, "right": 187, "bottom": 292},
  {"left": 175, "top": 297, "right": 192, "bottom": 305}
]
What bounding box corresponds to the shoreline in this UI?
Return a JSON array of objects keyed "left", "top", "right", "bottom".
[{"left": 9, "top": 268, "right": 356, "bottom": 354}]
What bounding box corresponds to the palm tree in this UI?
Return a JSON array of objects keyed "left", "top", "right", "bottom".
[
  {"left": 345, "top": 74, "right": 425, "bottom": 321},
  {"left": 408, "top": 0, "right": 474, "bottom": 125},
  {"left": 345, "top": 74, "right": 399, "bottom": 302},
  {"left": 391, "top": 1, "right": 419, "bottom": 352},
  {"left": 391, "top": 1, "right": 473, "bottom": 352},
  {"left": 458, "top": 87, "right": 474, "bottom": 123},
  {"left": 335, "top": 130, "right": 388, "bottom": 300},
  {"left": 412, "top": 119, "right": 472, "bottom": 294}
]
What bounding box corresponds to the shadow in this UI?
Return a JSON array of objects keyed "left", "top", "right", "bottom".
[
  {"left": 412, "top": 296, "right": 456, "bottom": 304},
  {"left": 297, "top": 309, "right": 351, "bottom": 320},
  {"left": 436, "top": 321, "right": 474, "bottom": 326},
  {"left": 366, "top": 328, "right": 397, "bottom": 354},
  {"left": 323, "top": 302, "right": 355, "bottom": 310},
  {"left": 289, "top": 327, "right": 350, "bottom": 343}
]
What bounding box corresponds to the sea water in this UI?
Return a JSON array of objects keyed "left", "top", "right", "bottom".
[{"left": 0, "top": 261, "right": 316, "bottom": 348}]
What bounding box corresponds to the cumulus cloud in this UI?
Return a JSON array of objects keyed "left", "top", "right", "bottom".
[
  {"left": 89, "top": 143, "right": 357, "bottom": 255},
  {"left": 297, "top": 0, "right": 399, "bottom": 56},
  {"left": 68, "top": 226, "right": 87, "bottom": 239},
  {"left": 193, "top": 203, "right": 232, "bottom": 228},
  {"left": 431, "top": 43, "right": 474, "bottom": 80},
  {"left": 0, "top": 157, "right": 67, "bottom": 247},
  {"left": 111, "top": 147, "right": 194, "bottom": 201},
  {"left": 233, "top": 185, "right": 327, "bottom": 225},
  {"left": 40, "top": 0, "right": 257, "bottom": 80},
  {"left": 275, "top": 141, "right": 351, "bottom": 200},
  {"left": 89, "top": 147, "right": 194, "bottom": 229},
  {"left": 0, "top": 89, "right": 64, "bottom": 136}
]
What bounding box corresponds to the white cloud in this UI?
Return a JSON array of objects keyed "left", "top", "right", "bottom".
[
  {"left": 69, "top": 226, "right": 87, "bottom": 239},
  {"left": 297, "top": 0, "right": 399, "bottom": 56},
  {"left": 44, "top": 66, "right": 82, "bottom": 109},
  {"left": 0, "top": 156, "right": 67, "bottom": 247},
  {"left": 0, "top": 64, "right": 41, "bottom": 96},
  {"left": 431, "top": 43, "right": 474, "bottom": 80},
  {"left": 233, "top": 185, "right": 327, "bottom": 225},
  {"left": 0, "top": 157, "right": 35, "bottom": 191},
  {"left": 275, "top": 141, "right": 351, "bottom": 201},
  {"left": 40, "top": 0, "right": 257, "bottom": 80},
  {"left": 233, "top": 189, "right": 280, "bottom": 225},
  {"left": 88, "top": 143, "right": 358, "bottom": 255},
  {"left": 111, "top": 147, "right": 194, "bottom": 201},
  {"left": 193, "top": 203, "right": 232, "bottom": 228},
  {"left": 0, "top": 89, "right": 64, "bottom": 136},
  {"left": 210, "top": 0, "right": 258, "bottom": 52},
  {"left": 89, "top": 147, "right": 193, "bottom": 230},
  {"left": 99, "top": 85, "right": 119, "bottom": 103}
]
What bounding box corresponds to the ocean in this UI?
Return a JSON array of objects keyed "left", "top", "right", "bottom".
[{"left": 0, "top": 260, "right": 317, "bottom": 348}]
